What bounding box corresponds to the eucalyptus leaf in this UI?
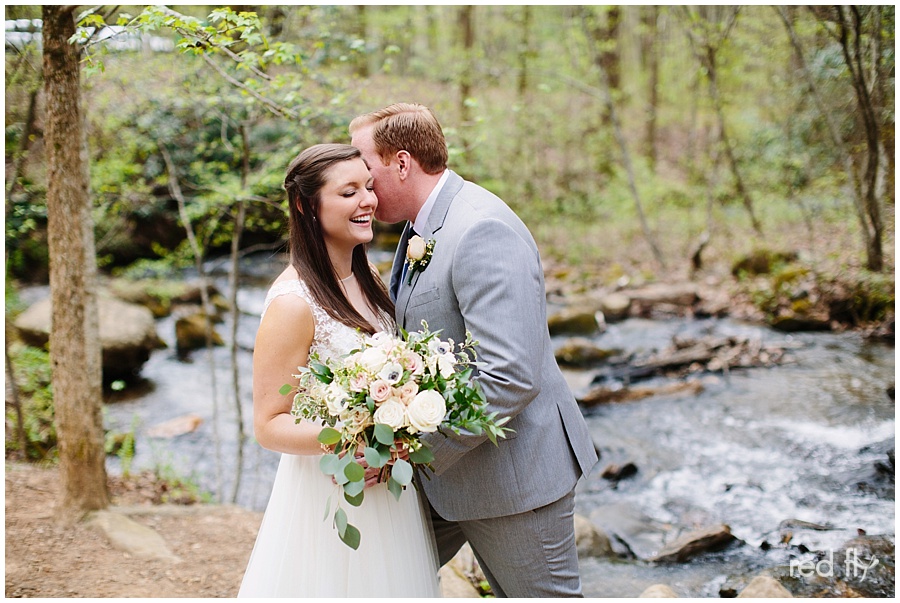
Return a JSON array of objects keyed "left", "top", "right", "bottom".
[
  {"left": 319, "top": 453, "right": 340, "bottom": 475},
  {"left": 387, "top": 476, "right": 403, "bottom": 501},
  {"left": 392, "top": 458, "right": 413, "bottom": 486},
  {"left": 323, "top": 492, "right": 333, "bottom": 521},
  {"left": 334, "top": 507, "right": 348, "bottom": 537},
  {"left": 317, "top": 427, "right": 341, "bottom": 446},
  {"left": 278, "top": 383, "right": 292, "bottom": 396},
  {"left": 374, "top": 423, "right": 395, "bottom": 446},
  {"left": 340, "top": 524, "right": 361, "bottom": 550},
  {"left": 344, "top": 490, "right": 364, "bottom": 507},
  {"left": 344, "top": 461, "right": 365, "bottom": 483},
  {"left": 343, "top": 477, "right": 365, "bottom": 497},
  {"left": 364, "top": 446, "right": 387, "bottom": 469}
]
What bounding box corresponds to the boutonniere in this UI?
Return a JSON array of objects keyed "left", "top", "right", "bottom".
[{"left": 406, "top": 235, "right": 436, "bottom": 285}]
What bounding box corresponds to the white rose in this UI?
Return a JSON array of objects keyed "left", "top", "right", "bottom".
[
  {"left": 359, "top": 347, "right": 388, "bottom": 374},
  {"left": 373, "top": 399, "right": 407, "bottom": 431},
  {"left": 368, "top": 331, "right": 396, "bottom": 351},
  {"left": 407, "top": 390, "right": 446, "bottom": 433},
  {"left": 407, "top": 235, "right": 427, "bottom": 261},
  {"left": 325, "top": 382, "right": 350, "bottom": 416},
  {"left": 340, "top": 407, "right": 373, "bottom": 435}
]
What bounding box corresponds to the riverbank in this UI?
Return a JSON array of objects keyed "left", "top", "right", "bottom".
[{"left": 5, "top": 461, "right": 259, "bottom": 597}]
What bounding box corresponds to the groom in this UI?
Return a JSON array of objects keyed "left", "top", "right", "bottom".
[{"left": 350, "top": 103, "right": 598, "bottom": 597}]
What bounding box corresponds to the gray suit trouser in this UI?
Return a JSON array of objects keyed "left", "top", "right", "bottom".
[{"left": 430, "top": 489, "right": 583, "bottom": 598}]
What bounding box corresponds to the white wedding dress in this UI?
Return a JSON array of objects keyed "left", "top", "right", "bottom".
[{"left": 238, "top": 279, "right": 441, "bottom": 597}]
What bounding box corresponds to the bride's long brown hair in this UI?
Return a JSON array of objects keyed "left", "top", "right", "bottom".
[{"left": 284, "top": 143, "right": 394, "bottom": 334}]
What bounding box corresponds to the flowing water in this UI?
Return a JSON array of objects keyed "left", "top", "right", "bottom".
[{"left": 94, "top": 256, "right": 894, "bottom": 597}]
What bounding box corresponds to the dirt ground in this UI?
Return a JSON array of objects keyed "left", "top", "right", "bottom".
[{"left": 5, "top": 461, "right": 263, "bottom": 598}]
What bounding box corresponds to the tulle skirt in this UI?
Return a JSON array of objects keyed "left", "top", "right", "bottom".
[{"left": 238, "top": 453, "right": 441, "bottom": 597}]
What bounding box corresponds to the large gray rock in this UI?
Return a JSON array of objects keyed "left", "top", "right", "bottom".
[
  {"left": 87, "top": 509, "right": 180, "bottom": 562},
  {"left": 548, "top": 307, "right": 601, "bottom": 336},
  {"left": 13, "top": 295, "right": 165, "bottom": 380},
  {"left": 175, "top": 312, "right": 225, "bottom": 354},
  {"left": 555, "top": 338, "right": 617, "bottom": 367},
  {"left": 439, "top": 564, "right": 480, "bottom": 598},
  {"left": 600, "top": 293, "right": 631, "bottom": 322},
  {"left": 574, "top": 513, "right": 615, "bottom": 558},
  {"left": 640, "top": 584, "right": 678, "bottom": 597},
  {"left": 737, "top": 575, "right": 793, "bottom": 598}
]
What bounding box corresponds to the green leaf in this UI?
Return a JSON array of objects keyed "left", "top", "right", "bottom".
[
  {"left": 334, "top": 507, "right": 348, "bottom": 537},
  {"left": 323, "top": 492, "right": 333, "bottom": 521},
  {"left": 374, "top": 423, "right": 394, "bottom": 446},
  {"left": 340, "top": 523, "right": 361, "bottom": 550},
  {"left": 278, "top": 383, "right": 292, "bottom": 396},
  {"left": 387, "top": 476, "right": 403, "bottom": 501},
  {"left": 343, "top": 477, "right": 365, "bottom": 497},
  {"left": 408, "top": 446, "right": 435, "bottom": 465},
  {"left": 344, "top": 489, "right": 364, "bottom": 507},
  {"left": 344, "top": 460, "right": 365, "bottom": 482},
  {"left": 391, "top": 458, "right": 413, "bottom": 486},
  {"left": 317, "top": 427, "right": 341, "bottom": 446},
  {"left": 364, "top": 446, "right": 386, "bottom": 469},
  {"left": 319, "top": 453, "right": 340, "bottom": 476}
]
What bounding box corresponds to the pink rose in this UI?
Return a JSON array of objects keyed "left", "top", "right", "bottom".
[{"left": 369, "top": 379, "right": 392, "bottom": 402}]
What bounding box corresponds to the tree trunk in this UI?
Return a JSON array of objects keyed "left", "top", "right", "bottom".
[
  {"left": 42, "top": 4, "right": 109, "bottom": 521},
  {"left": 353, "top": 6, "right": 369, "bottom": 78},
  {"left": 457, "top": 5, "right": 475, "bottom": 158},
  {"left": 229, "top": 123, "right": 250, "bottom": 503},
  {"left": 642, "top": 6, "right": 660, "bottom": 171},
  {"left": 517, "top": 5, "right": 532, "bottom": 97},
  {"left": 706, "top": 49, "right": 763, "bottom": 236},
  {"left": 837, "top": 7, "right": 883, "bottom": 271},
  {"left": 776, "top": 7, "right": 875, "bottom": 273},
  {"left": 600, "top": 6, "right": 621, "bottom": 125},
  {"left": 581, "top": 7, "right": 666, "bottom": 271}
]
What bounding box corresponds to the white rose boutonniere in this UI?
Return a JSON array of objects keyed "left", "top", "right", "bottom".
[{"left": 405, "top": 235, "right": 436, "bottom": 285}]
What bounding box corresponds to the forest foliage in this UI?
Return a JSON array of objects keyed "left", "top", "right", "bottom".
[{"left": 5, "top": 5, "right": 894, "bottom": 284}]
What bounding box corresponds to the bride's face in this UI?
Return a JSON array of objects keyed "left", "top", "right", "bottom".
[{"left": 317, "top": 157, "right": 377, "bottom": 251}]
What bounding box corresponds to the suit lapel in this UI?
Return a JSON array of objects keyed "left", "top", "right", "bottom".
[{"left": 395, "top": 171, "right": 466, "bottom": 329}]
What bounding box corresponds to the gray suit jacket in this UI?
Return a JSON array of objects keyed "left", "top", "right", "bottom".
[{"left": 391, "top": 171, "right": 598, "bottom": 521}]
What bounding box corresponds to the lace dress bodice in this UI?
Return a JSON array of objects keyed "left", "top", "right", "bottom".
[{"left": 262, "top": 279, "right": 390, "bottom": 363}]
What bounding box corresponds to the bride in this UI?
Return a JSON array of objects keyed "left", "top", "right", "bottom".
[{"left": 238, "top": 144, "right": 441, "bottom": 597}]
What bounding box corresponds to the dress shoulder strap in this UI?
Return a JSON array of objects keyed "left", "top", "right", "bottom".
[{"left": 261, "top": 279, "right": 330, "bottom": 328}]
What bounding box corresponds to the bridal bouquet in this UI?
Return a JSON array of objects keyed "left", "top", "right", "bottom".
[{"left": 286, "top": 322, "right": 511, "bottom": 549}]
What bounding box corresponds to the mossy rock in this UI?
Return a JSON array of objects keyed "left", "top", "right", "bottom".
[{"left": 732, "top": 249, "right": 799, "bottom": 277}]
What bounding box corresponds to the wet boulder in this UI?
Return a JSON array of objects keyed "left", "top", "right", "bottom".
[
  {"left": 13, "top": 295, "right": 165, "bottom": 381},
  {"left": 175, "top": 312, "right": 225, "bottom": 355},
  {"left": 555, "top": 338, "right": 617, "bottom": 367},
  {"left": 108, "top": 278, "right": 228, "bottom": 319},
  {"left": 548, "top": 307, "right": 601, "bottom": 336},
  {"left": 640, "top": 584, "right": 678, "bottom": 597},
  {"left": 627, "top": 283, "right": 699, "bottom": 318},
  {"left": 833, "top": 535, "right": 895, "bottom": 598},
  {"left": 736, "top": 575, "right": 793, "bottom": 598},
  {"left": 574, "top": 514, "right": 615, "bottom": 558},
  {"left": 600, "top": 293, "right": 631, "bottom": 322},
  {"left": 590, "top": 503, "right": 670, "bottom": 560}
]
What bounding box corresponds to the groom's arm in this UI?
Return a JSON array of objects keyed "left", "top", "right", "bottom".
[{"left": 424, "top": 217, "right": 548, "bottom": 475}]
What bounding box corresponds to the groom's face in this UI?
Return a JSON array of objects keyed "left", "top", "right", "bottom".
[{"left": 351, "top": 125, "right": 404, "bottom": 224}]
